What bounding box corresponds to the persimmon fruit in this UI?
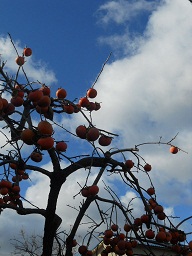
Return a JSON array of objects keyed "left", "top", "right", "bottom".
[
  {"left": 144, "top": 164, "right": 152, "bottom": 172},
  {"left": 56, "top": 88, "right": 67, "bottom": 99},
  {"left": 89, "top": 185, "right": 99, "bottom": 196},
  {"left": 37, "top": 95, "right": 51, "bottom": 107},
  {"left": 86, "top": 127, "right": 99, "bottom": 141},
  {"left": 145, "top": 229, "right": 155, "bottom": 239},
  {"left": 147, "top": 187, "right": 155, "bottom": 195},
  {"left": 30, "top": 151, "right": 43, "bottom": 162},
  {"left": 23, "top": 47, "right": 32, "bottom": 57},
  {"left": 28, "top": 90, "right": 43, "bottom": 102},
  {"left": 78, "top": 245, "right": 87, "bottom": 255},
  {"left": 21, "top": 129, "right": 35, "bottom": 145},
  {"left": 79, "top": 97, "right": 90, "bottom": 108},
  {"left": 11, "top": 96, "right": 24, "bottom": 107},
  {"left": 98, "top": 135, "right": 112, "bottom": 146},
  {"left": 0, "top": 187, "right": 9, "bottom": 195},
  {"left": 124, "top": 224, "right": 131, "bottom": 232},
  {"left": 125, "top": 160, "right": 134, "bottom": 169},
  {"left": 56, "top": 141, "right": 67, "bottom": 152},
  {"left": 76, "top": 125, "right": 87, "bottom": 139},
  {"left": 15, "top": 56, "right": 25, "bottom": 66},
  {"left": 64, "top": 104, "right": 74, "bottom": 114},
  {"left": 104, "top": 230, "right": 113, "bottom": 238},
  {"left": 170, "top": 146, "right": 178, "bottom": 154},
  {"left": 37, "top": 137, "right": 54, "bottom": 150},
  {"left": 111, "top": 224, "right": 118, "bottom": 232},
  {"left": 87, "top": 88, "right": 97, "bottom": 98},
  {"left": 37, "top": 120, "right": 53, "bottom": 136},
  {"left": 40, "top": 85, "right": 51, "bottom": 96},
  {"left": 81, "top": 187, "right": 90, "bottom": 197}
]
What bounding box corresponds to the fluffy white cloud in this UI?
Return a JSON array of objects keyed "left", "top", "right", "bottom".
[
  {"left": 97, "top": 0, "right": 158, "bottom": 25},
  {"left": 92, "top": 0, "right": 192, "bottom": 209}
]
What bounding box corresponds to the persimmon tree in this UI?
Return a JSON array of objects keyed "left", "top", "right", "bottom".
[{"left": 0, "top": 35, "right": 191, "bottom": 256}]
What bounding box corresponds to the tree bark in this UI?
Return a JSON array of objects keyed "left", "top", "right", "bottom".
[{"left": 42, "top": 175, "right": 63, "bottom": 256}]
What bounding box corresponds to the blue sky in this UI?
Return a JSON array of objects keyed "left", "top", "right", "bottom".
[
  {"left": 0, "top": 0, "right": 192, "bottom": 255},
  {"left": 1, "top": 1, "right": 112, "bottom": 99}
]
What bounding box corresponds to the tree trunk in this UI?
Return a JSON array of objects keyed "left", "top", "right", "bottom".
[{"left": 42, "top": 175, "right": 63, "bottom": 256}]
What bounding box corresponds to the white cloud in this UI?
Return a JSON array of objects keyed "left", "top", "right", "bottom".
[
  {"left": 92, "top": 0, "right": 192, "bottom": 208},
  {"left": 97, "top": 0, "right": 158, "bottom": 25}
]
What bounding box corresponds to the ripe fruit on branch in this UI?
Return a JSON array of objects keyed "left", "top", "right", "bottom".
[
  {"left": 30, "top": 151, "right": 43, "bottom": 162},
  {"left": 170, "top": 146, "right": 178, "bottom": 154},
  {"left": 37, "top": 120, "right": 53, "bottom": 136},
  {"left": 63, "top": 104, "right": 74, "bottom": 114},
  {"left": 134, "top": 218, "right": 142, "bottom": 227},
  {"left": 21, "top": 129, "right": 35, "bottom": 145},
  {"left": 89, "top": 185, "right": 99, "bottom": 196},
  {"left": 28, "top": 90, "right": 43, "bottom": 102},
  {"left": 37, "top": 95, "right": 51, "bottom": 107},
  {"left": 118, "top": 233, "right": 125, "bottom": 240},
  {"left": 72, "top": 239, "right": 77, "bottom": 247},
  {"left": 14, "top": 88, "right": 24, "bottom": 98},
  {"left": 157, "top": 212, "right": 166, "bottom": 220},
  {"left": 141, "top": 214, "right": 150, "bottom": 224},
  {"left": 144, "top": 164, "right": 152, "bottom": 172},
  {"left": 98, "top": 135, "right": 112, "bottom": 146},
  {"left": 86, "top": 127, "right": 99, "bottom": 141},
  {"left": 36, "top": 105, "right": 49, "bottom": 114},
  {"left": 156, "top": 231, "right": 166, "bottom": 242},
  {"left": 111, "top": 224, "right": 118, "bottom": 232},
  {"left": 81, "top": 185, "right": 99, "bottom": 197},
  {"left": 147, "top": 187, "right": 155, "bottom": 195},
  {"left": 11, "top": 185, "right": 20, "bottom": 193},
  {"left": 117, "top": 240, "right": 126, "bottom": 250},
  {"left": 11, "top": 96, "right": 24, "bottom": 107},
  {"left": 23, "top": 47, "right": 32, "bottom": 57},
  {"left": 39, "top": 85, "right": 51, "bottom": 96},
  {"left": 79, "top": 97, "right": 90, "bottom": 108},
  {"left": 125, "top": 160, "right": 134, "bottom": 169},
  {"left": 37, "top": 137, "right": 54, "bottom": 150},
  {"left": 56, "top": 88, "right": 67, "bottom": 99},
  {"left": 81, "top": 187, "right": 90, "bottom": 197},
  {"left": 78, "top": 245, "right": 87, "bottom": 255},
  {"left": 15, "top": 56, "right": 25, "bottom": 66},
  {"left": 0, "top": 187, "right": 9, "bottom": 195},
  {"left": 104, "top": 230, "right": 113, "bottom": 238},
  {"left": 1, "top": 98, "right": 8, "bottom": 109},
  {"left": 145, "top": 229, "right": 155, "bottom": 239},
  {"left": 154, "top": 205, "right": 164, "bottom": 214},
  {"left": 86, "top": 88, "right": 97, "bottom": 98},
  {"left": 124, "top": 224, "right": 131, "bottom": 232},
  {"left": 76, "top": 125, "right": 87, "bottom": 139},
  {"left": 56, "top": 141, "right": 67, "bottom": 152},
  {"left": 3, "top": 103, "right": 15, "bottom": 115},
  {"left": 0, "top": 180, "right": 12, "bottom": 189}
]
